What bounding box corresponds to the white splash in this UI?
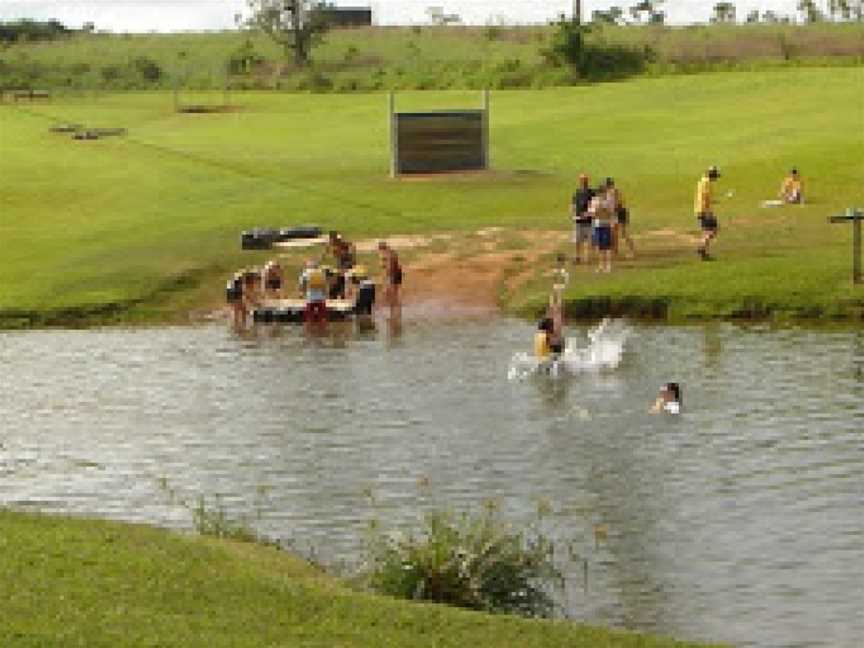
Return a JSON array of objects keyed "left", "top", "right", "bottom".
[{"left": 507, "top": 318, "right": 631, "bottom": 381}]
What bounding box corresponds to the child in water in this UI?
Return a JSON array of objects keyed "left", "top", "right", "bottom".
[{"left": 650, "top": 382, "right": 681, "bottom": 415}]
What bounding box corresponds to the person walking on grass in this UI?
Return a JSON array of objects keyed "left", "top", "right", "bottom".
[
  {"left": 604, "top": 177, "right": 635, "bottom": 259},
  {"left": 695, "top": 166, "right": 721, "bottom": 260},
  {"left": 571, "top": 174, "right": 595, "bottom": 264}
]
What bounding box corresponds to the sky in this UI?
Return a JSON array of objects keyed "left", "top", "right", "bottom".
[{"left": 0, "top": 1, "right": 815, "bottom": 32}]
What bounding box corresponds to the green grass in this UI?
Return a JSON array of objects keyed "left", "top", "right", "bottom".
[
  {"left": 0, "top": 510, "right": 723, "bottom": 647},
  {"left": 1, "top": 66, "right": 863, "bottom": 326},
  {"left": 1, "top": 24, "right": 862, "bottom": 92}
]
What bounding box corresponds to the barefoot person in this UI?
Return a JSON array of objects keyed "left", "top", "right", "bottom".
[
  {"left": 590, "top": 190, "right": 614, "bottom": 273},
  {"left": 695, "top": 166, "right": 721, "bottom": 260},
  {"left": 378, "top": 241, "right": 403, "bottom": 311},
  {"left": 779, "top": 168, "right": 804, "bottom": 204},
  {"left": 605, "top": 177, "right": 635, "bottom": 259},
  {"left": 571, "top": 174, "right": 595, "bottom": 264}
]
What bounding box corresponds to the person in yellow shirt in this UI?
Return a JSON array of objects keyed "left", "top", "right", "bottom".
[
  {"left": 534, "top": 317, "right": 553, "bottom": 359},
  {"left": 694, "top": 166, "right": 721, "bottom": 260},
  {"left": 779, "top": 168, "right": 804, "bottom": 204}
]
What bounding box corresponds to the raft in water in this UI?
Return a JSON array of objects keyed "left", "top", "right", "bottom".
[{"left": 252, "top": 281, "right": 375, "bottom": 324}]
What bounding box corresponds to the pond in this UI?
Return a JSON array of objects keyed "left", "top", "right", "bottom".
[{"left": 1, "top": 315, "right": 862, "bottom": 648}]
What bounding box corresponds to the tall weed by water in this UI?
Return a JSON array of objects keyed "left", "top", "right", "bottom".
[{"left": 362, "top": 500, "right": 564, "bottom": 618}]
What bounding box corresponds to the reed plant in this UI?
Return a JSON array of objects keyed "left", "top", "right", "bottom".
[{"left": 363, "top": 501, "right": 565, "bottom": 618}]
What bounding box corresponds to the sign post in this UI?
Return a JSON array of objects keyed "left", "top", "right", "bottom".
[{"left": 828, "top": 207, "right": 864, "bottom": 284}]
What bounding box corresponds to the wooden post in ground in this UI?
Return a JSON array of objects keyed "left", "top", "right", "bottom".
[
  {"left": 388, "top": 91, "right": 397, "bottom": 178},
  {"left": 828, "top": 207, "right": 864, "bottom": 284},
  {"left": 482, "top": 88, "right": 490, "bottom": 170}
]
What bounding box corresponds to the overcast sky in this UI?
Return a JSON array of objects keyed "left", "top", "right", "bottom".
[{"left": 0, "top": 1, "right": 813, "bottom": 32}]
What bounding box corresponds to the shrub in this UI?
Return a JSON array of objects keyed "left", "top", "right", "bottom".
[
  {"left": 132, "top": 56, "right": 162, "bottom": 83},
  {"left": 363, "top": 502, "right": 564, "bottom": 618}
]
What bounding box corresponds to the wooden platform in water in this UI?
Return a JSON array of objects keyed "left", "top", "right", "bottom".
[{"left": 253, "top": 298, "right": 357, "bottom": 323}]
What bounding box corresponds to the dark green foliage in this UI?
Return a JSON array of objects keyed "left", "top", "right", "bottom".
[
  {"left": 0, "top": 19, "right": 71, "bottom": 43},
  {"left": 364, "top": 504, "right": 564, "bottom": 619},
  {"left": 543, "top": 17, "right": 650, "bottom": 80},
  {"left": 228, "top": 37, "right": 265, "bottom": 74},
  {"left": 132, "top": 56, "right": 162, "bottom": 83}
]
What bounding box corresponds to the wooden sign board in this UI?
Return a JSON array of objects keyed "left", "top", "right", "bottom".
[{"left": 394, "top": 111, "right": 486, "bottom": 174}]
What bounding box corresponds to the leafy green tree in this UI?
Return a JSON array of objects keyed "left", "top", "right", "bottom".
[
  {"left": 797, "top": 0, "right": 825, "bottom": 22},
  {"left": 711, "top": 2, "right": 737, "bottom": 23},
  {"left": 591, "top": 6, "right": 625, "bottom": 24},
  {"left": 244, "top": 0, "right": 330, "bottom": 66},
  {"left": 629, "top": 0, "right": 665, "bottom": 24}
]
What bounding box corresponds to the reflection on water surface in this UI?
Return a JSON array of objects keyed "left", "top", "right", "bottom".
[{"left": 1, "top": 318, "right": 862, "bottom": 648}]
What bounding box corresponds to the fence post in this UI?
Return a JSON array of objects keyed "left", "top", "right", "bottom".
[
  {"left": 482, "top": 88, "right": 490, "bottom": 170},
  {"left": 389, "top": 91, "right": 397, "bottom": 178}
]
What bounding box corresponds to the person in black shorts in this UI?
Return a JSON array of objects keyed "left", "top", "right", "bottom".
[{"left": 571, "top": 174, "right": 595, "bottom": 264}]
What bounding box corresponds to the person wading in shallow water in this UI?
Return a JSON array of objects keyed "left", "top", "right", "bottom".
[
  {"left": 378, "top": 241, "right": 402, "bottom": 311},
  {"left": 299, "top": 260, "right": 328, "bottom": 325}
]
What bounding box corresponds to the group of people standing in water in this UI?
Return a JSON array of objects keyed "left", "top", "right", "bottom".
[{"left": 227, "top": 230, "right": 403, "bottom": 327}]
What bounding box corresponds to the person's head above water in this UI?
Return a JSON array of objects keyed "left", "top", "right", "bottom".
[
  {"left": 579, "top": 173, "right": 590, "bottom": 188},
  {"left": 538, "top": 317, "right": 553, "bottom": 332},
  {"left": 662, "top": 382, "right": 681, "bottom": 402}
]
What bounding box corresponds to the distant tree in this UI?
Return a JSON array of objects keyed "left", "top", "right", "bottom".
[
  {"left": 628, "top": 0, "right": 665, "bottom": 24},
  {"left": 745, "top": 9, "right": 760, "bottom": 22},
  {"left": 244, "top": 0, "right": 330, "bottom": 66},
  {"left": 760, "top": 9, "right": 790, "bottom": 22},
  {"left": 797, "top": 0, "right": 825, "bottom": 22},
  {"left": 82, "top": 21, "right": 96, "bottom": 33},
  {"left": 711, "top": 2, "right": 737, "bottom": 23},
  {"left": 426, "top": 7, "right": 461, "bottom": 25},
  {"left": 592, "top": 6, "right": 626, "bottom": 24}
]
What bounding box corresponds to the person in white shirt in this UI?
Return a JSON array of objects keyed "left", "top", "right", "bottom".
[{"left": 650, "top": 382, "right": 681, "bottom": 415}]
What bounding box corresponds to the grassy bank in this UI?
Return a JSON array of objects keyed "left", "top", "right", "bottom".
[
  {"left": 0, "top": 510, "right": 722, "bottom": 647},
  {"left": 1, "top": 67, "right": 863, "bottom": 328},
  {"left": 0, "top": 24, "right": 862, "bottom": 92}
]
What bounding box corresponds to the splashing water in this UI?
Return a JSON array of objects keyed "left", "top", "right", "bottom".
[{"left": 507, "top": 318, "right": 631, "bottom": 381}]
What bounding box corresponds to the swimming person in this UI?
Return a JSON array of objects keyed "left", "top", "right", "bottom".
[{"left": 650, "top": 382, "right": 681, "bottom": 414}]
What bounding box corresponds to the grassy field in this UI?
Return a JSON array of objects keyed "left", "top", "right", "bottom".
[
  {"left": 1, "top": 24, "right": 862, "bottom": 92},
  {"left": 0, "top": 510, "right": 724, "bottom": 647},
  {"left": 1, "top": 66, "right": 863, "bottom": 327}
]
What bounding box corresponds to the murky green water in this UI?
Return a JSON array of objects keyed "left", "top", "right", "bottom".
[{"left": 1, "top": 316, "right": 862, "bottom": 648}]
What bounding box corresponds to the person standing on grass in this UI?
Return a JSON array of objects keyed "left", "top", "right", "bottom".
[
  {"left": 590, "top": 190, "right": 614, "bottom": 273},
  {"left": 605, "top": 177, "right": 636, "bottom": 259},
  {"left": 378, "top": 241, "right": 402, "bottom": 311},
  {"left": 571, "top": 174, "right": 595, "bottom": 264},
  {"left": 694, "top": 166, "right": 721, "bottom": 260},
  {"left": 779, "top": 168, "right": 804, "bottom": 204}
]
